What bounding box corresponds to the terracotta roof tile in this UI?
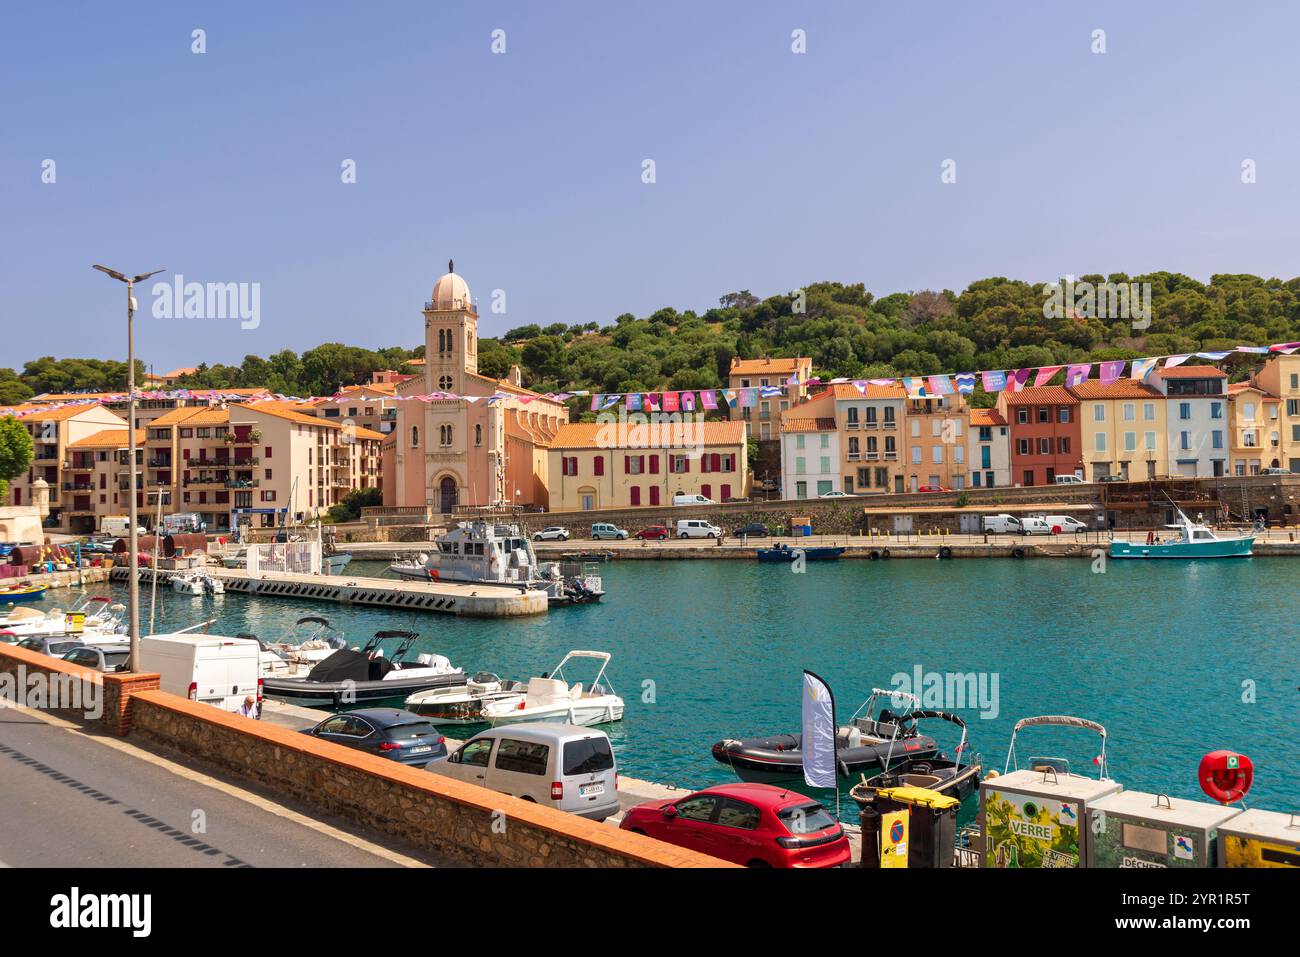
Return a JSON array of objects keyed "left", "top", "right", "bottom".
[
  {"left": 551, "top": 420, "right": 746, "bottom": 449},
  {"left": 781, "top": 417, "right": 837, "bottom": 433}
]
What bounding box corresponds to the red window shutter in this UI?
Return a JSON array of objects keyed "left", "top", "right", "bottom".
[
  {"left": 650, "top": 487, "right": 660, "bottom": 505},
  {"left": 265, "top": 446, "right": 272, "bottom": 458},
  {"left": 595, "top": 456, "right": 604, "bottom": 476},
  {"left": 630, "top": 486, "right": 640, "bottom": 506},
  {"left": 650, "top": 454, "right": 659, "bottom": 474},
  {"left": 712, "top": 453, "right": 721, "bottom": 472},
  {"left": 683, "top": 456, "right": 690, "bottom": 473}
]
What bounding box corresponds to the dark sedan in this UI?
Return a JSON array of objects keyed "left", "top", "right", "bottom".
[
  {"left": 302, "top": 708, "right": 448, "bottom": 766},
  {"left": 732, "top": 522, "right": 769, "bottom": 538}
]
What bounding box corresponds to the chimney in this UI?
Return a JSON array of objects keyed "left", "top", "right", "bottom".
[{"left": 507, "top": 364, "right": 522, "bottom": 388}]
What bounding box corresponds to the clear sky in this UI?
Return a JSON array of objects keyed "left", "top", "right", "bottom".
[{"left": 4, "top": 1, "right": 1299, "bottom": 372}]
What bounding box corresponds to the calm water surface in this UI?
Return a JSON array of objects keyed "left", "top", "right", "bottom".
[{"left": 62, "top": 556, "right": 1299, "bottom": 818}]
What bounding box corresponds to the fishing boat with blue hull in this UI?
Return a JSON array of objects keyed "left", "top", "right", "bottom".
[
  {"left": 1110, "top": 506, "right": 1255, "bottom": 559},
  {"left": 0, "top": 584, "right": 48, "bottom": 604},
  {"left": 756, "top": 543, "right": 845, "bottom": 563}
]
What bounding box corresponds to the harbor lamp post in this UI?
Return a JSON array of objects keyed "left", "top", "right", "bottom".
[{"left": 92, "top": 264, "right": 166, "bottom": 672}]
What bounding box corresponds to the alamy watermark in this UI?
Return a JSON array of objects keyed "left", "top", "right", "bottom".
[
  {"left": 0, "top": 665, "right": 103, "bottom": 719},
  {"left": 1043, "top": 275, "right": 1150, "bottom": 329},
  {"left": 152, "top": 274, "right": 260, "bottom": 329},
  {"left": 594, "top": 409, "right": 707, "bottom": 456},
  {"left": 889, "top": 664, "right": 999, "bottom": 719}
]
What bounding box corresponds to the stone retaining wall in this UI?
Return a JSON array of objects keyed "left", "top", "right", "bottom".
[
  {"left": 0, "top": 643, "right": 159, "bottom": 735},
  {"left": 129, "top": 690, "right": 730, "bottom": 868}
]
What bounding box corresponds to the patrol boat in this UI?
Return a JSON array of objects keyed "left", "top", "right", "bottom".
[{"left": 388, "top": 520, "right": 604, "bottom": 605}]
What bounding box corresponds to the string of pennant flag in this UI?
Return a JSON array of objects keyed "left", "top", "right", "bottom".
[{"left": 4, "top": 339, "right": 1300, "bottom": 421}]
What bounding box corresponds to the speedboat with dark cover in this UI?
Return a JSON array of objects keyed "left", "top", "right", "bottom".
[
  {"left": 711, "top": 688, "right": 938, "bottom": 784},
  {"left": 261, "top": 630, "right": 463, "bottom": 707},
  {"left": 850, "top": 710, "right": 982, "bottom": 810}
]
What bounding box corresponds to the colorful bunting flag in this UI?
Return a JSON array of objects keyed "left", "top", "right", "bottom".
[
  {"left": 981, "top": 370, "right": 1007, "bottom": 393},
  {"left": 1130, "top": 357, "right": 1158, "bottom": 381},
  {"left": 955, "top": 372, "right": 976, "bottom": 394},
  {"left": 1099, "top": 360, "right": 1126, "bottom": 384},
  {"left": 1066, "top": 363, "right": 1091, "bottom": 387},
  {"left": 701, "top": 390, "right": 719, "bottom": 410},
  {"left": 1034, "top": 365, "right": 1063, "bottom": 387},
  {"left": 928, "top": 374, "right": 954, "bottom": 395}
]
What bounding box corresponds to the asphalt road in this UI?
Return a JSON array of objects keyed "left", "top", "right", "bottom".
[{"left": 0, "top": 709, "right": 422, "bottom": 867}]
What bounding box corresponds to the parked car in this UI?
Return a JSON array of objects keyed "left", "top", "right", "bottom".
[
  {"left": 917, "top": 485, "right": 951, "bottom": 493},
  {"left": 676, "top": 519, "right": 722, "bottom": 539},
  {"left": 619, "top": 782, "right": 850, "bottom": 868},
  {"left": 732, "top": 522, "right": 768, "bottom": 538},
  {"left": 61, "top": 645, "right": 131, "bottom": 673},
  {"left": 1043, "top": 515, "right": 1088, "bottom": 533},
  {"left": 1098, "top": 474, "right": 1127, "bottom": 483},
  {"left": 302, "top": 708, "right": 448, "bottom": 766},
  {"left": 532, "top": 526, "right": 570, "bottom": 542},
  {"left": 983, "top": 514, "right": 1023, "bottom": 534},
  {"left": 591, "top": 523, "right": 629, "bottom": 540},
  {"left": 14, "top": 636, "right": 88, "bottom": 658},
  {"left": 634, "top": 525, "right": 669, "bottom": 540},
  {"left": 819, "top": 490, "right": 854, "bottom": 498},
  {"left": 1260, "top": 467, "right": 1293, "bottom": 475},
  {"left": 426, "top": 723, "right": 620, "bottom": 821},
  {"left": 672, "top": 493, "right": 715, "bottom": 506},
  {"left": 1054, "top": 474, "right": 1086, "bottom": 485}
]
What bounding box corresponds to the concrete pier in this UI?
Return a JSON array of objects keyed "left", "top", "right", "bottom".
[{"left": 109, "top": 566, "right": 548, "bottom": 617}]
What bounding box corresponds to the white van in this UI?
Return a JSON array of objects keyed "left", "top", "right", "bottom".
[
  {"left": 676, "top": 519, "right": 722, "bottom": 539},
  {"left": 1053, "top": 474, "right": 1085, "bottom": 485},
  {"left": 139, "top": 634, "right": 262, "bottom": 712},
  {"left": 1043, "top": 515, "right": 1087, "bottom": 533},
  {"left": 672, "top": 493, "right": 715, "bottom": 506},
  {"left": 982, "top": 514, "right": 1022, "bottom": 534},
  {"left": 100, "top": 515, "right": 146, "bottom": 538},
  {"left": 1020, "top": 516, "right": 1053, "bottom": 535},
  {"left": 427, "top": 723, "right": 620, "bottom": 821}
]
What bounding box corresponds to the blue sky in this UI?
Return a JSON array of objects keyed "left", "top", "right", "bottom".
[{"left": 4, "top": 1, "right": 1299, "bottom": 372}]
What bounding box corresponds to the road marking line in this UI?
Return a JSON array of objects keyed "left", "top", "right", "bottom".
[{"left": 6, "top": 705, "right": 430, "bottom": 868}]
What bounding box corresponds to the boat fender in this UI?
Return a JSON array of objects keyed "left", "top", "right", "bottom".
[
  {"left": 1198, "top": 750, "right": 1254, "bottom": 804},
  {"left": 880, "top": 548, "right": 891, "bottom": 560},
  {"left": 869, "top": 550, "right": 880, "bottom": 561},
  {"left": 938, "top": 546, "right": 953, "bottom": 559},
  {"left": 1011, "top": 546, "right": 1025, "bottom": 559}
]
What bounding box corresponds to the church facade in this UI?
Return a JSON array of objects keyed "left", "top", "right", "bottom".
[{"left": 388, "top": 263, "right": 566, "bottom": 512}]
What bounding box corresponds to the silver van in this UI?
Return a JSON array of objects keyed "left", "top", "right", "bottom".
[{"left": 426, "top": 723, "right": 620, "bottom": 821}]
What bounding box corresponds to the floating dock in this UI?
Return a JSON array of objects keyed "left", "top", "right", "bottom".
[{"left": 108, "top": 566, "right": 548, "bottom": 617}]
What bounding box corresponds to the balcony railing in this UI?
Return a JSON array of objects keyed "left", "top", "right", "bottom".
[
  {"left": 225, "top": 479, "right": 259, "bottom": 489},
  {"left": 884, "top": 451, "right": 898, "bottom": 460},
  {"left": 61, "top": 482, "right": 94, "bottom": 491}
]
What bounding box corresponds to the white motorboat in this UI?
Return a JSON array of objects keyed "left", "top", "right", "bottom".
[
  {"left": 0, "top": 599, "right": 127, "bottom": 640},
  {"left": 170, "top": 569, "right": 224, "bottom": 595},
  {"left": 405, "top": 671, "right": 527, "bottom": 725},
  {"left": 388, "top": 520, "right": 605, "bottom": 605},
  {"left": 260, "top": 616, "right": 352, "bottom": 677},
  {"left": 481, "top": 650, "right": 623, "bottom": 728}
]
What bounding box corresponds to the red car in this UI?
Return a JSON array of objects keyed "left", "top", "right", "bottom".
[
  {"left": 917, "top": 485, "right": 951, "bottom": 493},
  {"left": 634, "top": 525, "right": 669, "bottom": 540},
  {"left": 619, "top": 782, "right": 850, "bottom": 868}
]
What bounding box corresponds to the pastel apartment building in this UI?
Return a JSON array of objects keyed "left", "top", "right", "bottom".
[
  {"left": 143, "top": 401, "right": 384, "bottom": 530},
  {"left": 546, "top": 420, "right": 748, "bottom": 511},
  {"left": 967, "top": 408, "right": 1010, "bottom": 488},
  {"left": 1245, "top": 352, "right": 1300, "bottom": 473},
  {"left": 1150, "top": 367, "right": 1229, "bottom": 478},
  {"left": 1070, "top": 380, "right": 1168, "bottom": 481},
  {"left": 1226, "top": 382, "right": 1281, "bottom": 475},
  {"left": 728, "top": 356, "right": 813, "bottom": 440},
  {"left": 2, "top": 403, "right": 131, "bottom": 532},
  {"left": 998, "top": 386, "right": 1083, "bottom": 486},
  {"left": 779, "top": 384, "right": 907, "bottom": 496},
  {"left": 902, "top": 394, "right": 968, "bottom": 491},
  {"left": 780, "top": 413, "right": 840, "bottom": 499}
]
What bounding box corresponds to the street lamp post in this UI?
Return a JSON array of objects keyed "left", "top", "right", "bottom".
[{"left": 93, "top": 265, "right": 165, "bottom": 672}]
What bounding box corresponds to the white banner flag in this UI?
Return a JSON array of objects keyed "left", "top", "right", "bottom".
[{"left": 801, "top": 670, "right": 837, "bottom": 788}]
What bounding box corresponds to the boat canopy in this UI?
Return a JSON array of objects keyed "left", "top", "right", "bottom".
[
  {"left": 307, "top": 648, "right": 395, "bottom": 683},
  {"left": 1005, "top": 714, "right": 1109, "bottom": 778}
]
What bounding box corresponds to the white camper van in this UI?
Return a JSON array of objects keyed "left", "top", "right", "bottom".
[
  {"left": 1043, "top": 515, "right": 1088, "bottom": 534},
  {"left": 139, "top": 634, "right": 262, "bottom": 712},
  {"left": 100, "top": 515, "right": 146, "bottom": 538}
]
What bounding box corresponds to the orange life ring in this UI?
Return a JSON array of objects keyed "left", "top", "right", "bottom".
[{"left": 1198, "top": 750, "right": 1253, "bottom": 803}]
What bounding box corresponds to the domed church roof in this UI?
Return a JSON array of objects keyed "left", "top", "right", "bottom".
[{"left": 430, "top": 259, "right": 472, "bottom": 311}]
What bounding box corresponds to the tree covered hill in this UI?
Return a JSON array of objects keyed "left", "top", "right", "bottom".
[{"left": 6, "top": 273, "right": 1298, "bottom": 409}]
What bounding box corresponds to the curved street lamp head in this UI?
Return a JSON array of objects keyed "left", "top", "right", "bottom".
[{"left": 92, "top": 264, "right": 166, "bottom": 283}]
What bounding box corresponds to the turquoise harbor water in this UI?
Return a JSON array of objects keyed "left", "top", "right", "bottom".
[{"left": 46, "top": 557, "right": 1300, "bottom": 817}]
